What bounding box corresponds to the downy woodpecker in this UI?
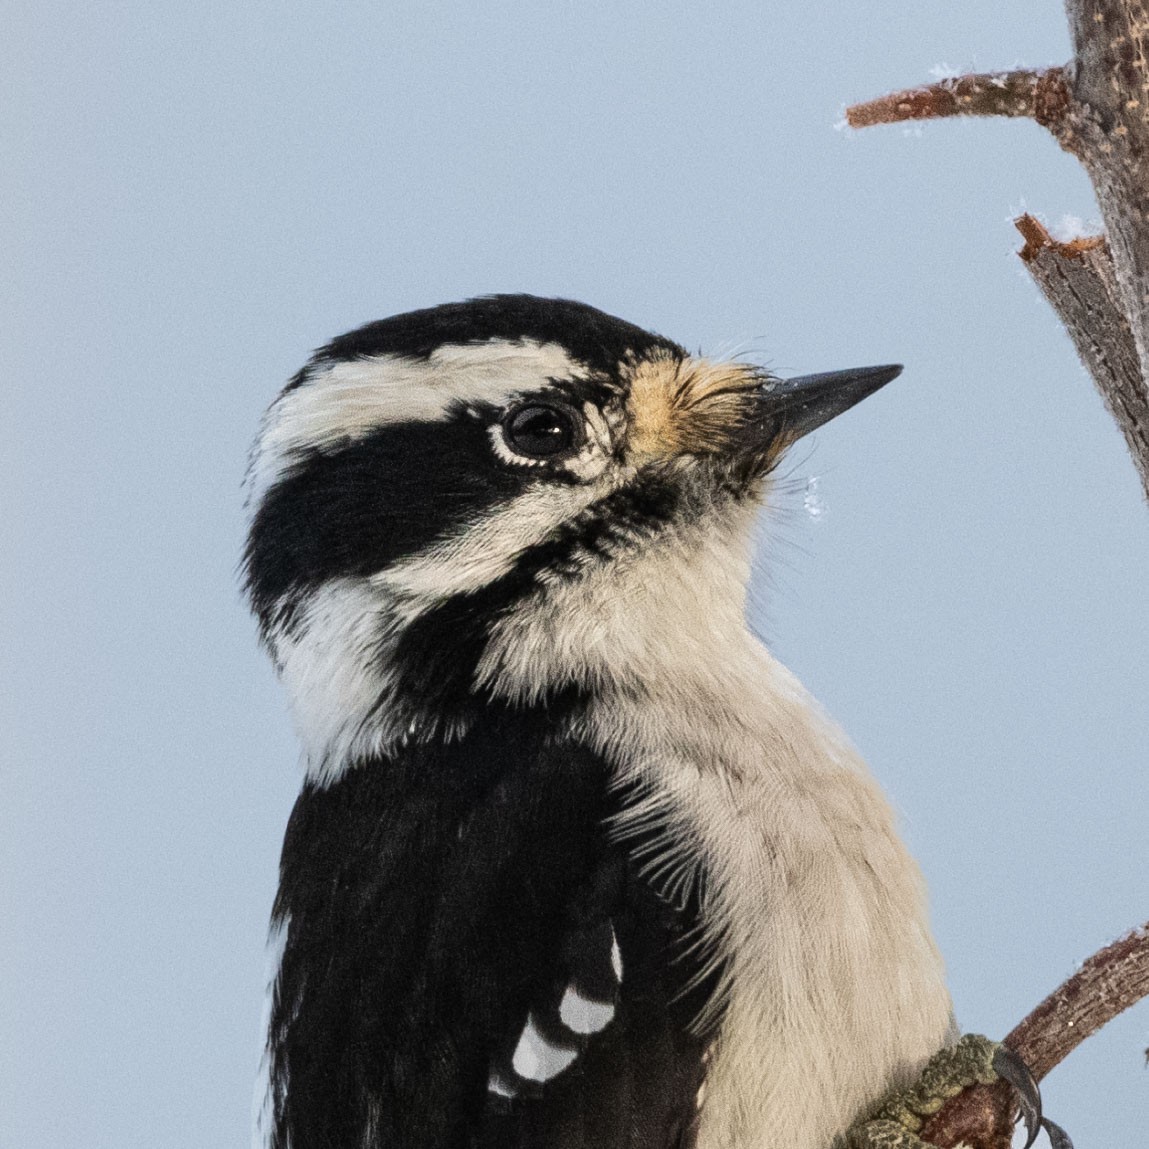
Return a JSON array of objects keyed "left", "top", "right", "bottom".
[{"left": 245, "top": 295, "right": 1043, "bottom": 1149}]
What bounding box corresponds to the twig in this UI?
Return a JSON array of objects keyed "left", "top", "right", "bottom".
[
  {"left": 845, "top": 69, "right": 1069, "bottom": 129},
  {"left": 919, "top": 923, "right": 1149, "bottom": 1149}
]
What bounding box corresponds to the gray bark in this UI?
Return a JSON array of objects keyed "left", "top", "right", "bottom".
[{"left": 1016, "top": 216, "right": 1149, "bottom": 500}]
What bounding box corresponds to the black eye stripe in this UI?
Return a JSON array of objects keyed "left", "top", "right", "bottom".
[{"left": 244, "top": 418, "right": 526, "bottom": 630}]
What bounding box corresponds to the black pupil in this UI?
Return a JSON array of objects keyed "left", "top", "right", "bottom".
[{"left": 506, "top": 405, "right": 574, "bottom": 457}]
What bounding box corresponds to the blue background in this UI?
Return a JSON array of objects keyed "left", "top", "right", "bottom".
[{"left": 4, "top": 2, "right": 1146, "bottom": 1145}]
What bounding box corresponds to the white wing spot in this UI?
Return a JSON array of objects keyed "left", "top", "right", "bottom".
[
  {"left": 511, "top": 1014, "right": 578, "bottom": 1082},
  {"left": 610, "top": 929, "right": 623, "bottom": 981},
  {"left": 559, "top": 986, "right": 615, "bottom": 1034},
  {"left": 487, "top": 1071, "right": 518, "bottom": 1099}
]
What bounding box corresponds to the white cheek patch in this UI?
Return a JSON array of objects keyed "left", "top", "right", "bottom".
[
  {"left": 510, "top": 1015, "right": 579, "bottom": 1083},
  {"left": 477, "top": 503, "right": 758, "bottom": 706},
  {"left": 558, "top": 987, "right": 615, "bottom": 1034},
  {"left": 270, "top": 579, "right": 397, "bottom": 777},
  {"left": 263, "top": 473, "right": 620, "bottom": 776},
  {"left": 249, "top": 338, "right": 588, "bottom": 501}
]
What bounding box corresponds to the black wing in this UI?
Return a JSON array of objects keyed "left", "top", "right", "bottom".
[{"left": 264, "top": 704, "right": 724, "bottom": 1149}]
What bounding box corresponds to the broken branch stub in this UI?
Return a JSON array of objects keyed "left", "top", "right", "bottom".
[{"left": 1015, "top": 215, "right": 1149, "bottom": 502}]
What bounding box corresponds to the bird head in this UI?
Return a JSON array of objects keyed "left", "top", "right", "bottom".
[{"left": 244, "top": 295, "right": 897, "bottom": 777}]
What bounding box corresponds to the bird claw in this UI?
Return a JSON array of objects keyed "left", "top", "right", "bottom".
[
  {"left": 991, "top": 1045, "right": 1075, "bottom": 1149},
  {"left": 1041, "top": 1116, "right": 1074, "bottom": 1149},
  {"left": 991, "top": 1045, "right": 1042, "bottom": 1149}
]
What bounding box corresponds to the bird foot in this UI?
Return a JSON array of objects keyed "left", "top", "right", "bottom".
[{"left": 844, "top": 1035, "right": 1073, "bottom": 1149}]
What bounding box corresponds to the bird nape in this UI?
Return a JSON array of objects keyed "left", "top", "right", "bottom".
[{"left": 244, "top": 295, "right": 1049, "bottom": 1149}]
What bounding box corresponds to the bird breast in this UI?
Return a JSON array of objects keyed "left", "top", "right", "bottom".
[{"left": 580, "top": 647, "right": 955, "bottom": 1149}]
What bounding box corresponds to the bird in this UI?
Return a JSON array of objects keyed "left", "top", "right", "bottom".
[{"left": 244, "top": 294, "right": 1046, "bottom": 1149}]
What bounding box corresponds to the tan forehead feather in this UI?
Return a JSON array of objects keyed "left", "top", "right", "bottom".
[{"left": 626, "top": 353, "right": 761, "bottom": 459}]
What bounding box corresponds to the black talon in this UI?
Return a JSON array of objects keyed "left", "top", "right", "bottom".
[
  {"left": 992, "top": 1045, "right": 1043, "bottom": 1149},
  {"left": 1042, "top": 1117, "right": 1074, "bottom": 1149}
]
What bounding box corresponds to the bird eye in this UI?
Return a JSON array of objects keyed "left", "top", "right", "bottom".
[{"left": 502, "top": 403, "right": 579, "bottom": 459}]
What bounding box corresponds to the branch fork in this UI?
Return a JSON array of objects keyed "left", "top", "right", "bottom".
[{"left": 848, "top": 0, "right": 1149, "bottom": 504}]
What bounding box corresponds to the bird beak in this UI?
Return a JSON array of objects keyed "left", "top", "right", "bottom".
[{"left": 758, "top": 364, "right": 902, "bottom": 443}]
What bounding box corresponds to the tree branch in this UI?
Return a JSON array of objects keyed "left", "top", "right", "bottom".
[
  {"left": 846, "top": 0, "right": 1149, "bottom": 503},
  {"left": 1008, "top": 922, "right": 1149, "bottom": 1079},
  {"left": 1058, "top": 1, "right": 1149, "bottom": 381},
  {"left": 919, "top": 923, "right": 1149, "bottom": 1149},
  {"left": 846, "top": 68, "right": 1070, "bottom": 129},
  {"left": 843, "top": 2, "right": 1149, "bottom": 1144}
]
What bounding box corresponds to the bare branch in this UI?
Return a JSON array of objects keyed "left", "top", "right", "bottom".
[
  {"left": 846, "top": 69, "right": 1069, "bottom": 129},
  {"left": 919, "top": 923, "right": 1149, "bottom": 1149},
  {"left": 844, "top": 2, "right": 1149, "bottom": 1142},
  {"left": 847, "top": 3, "right": 1149, "bottom": 468},
  {"left": 1007, "top": 921, "right": 1149, "bottom": 1079},
  {"left": 1015, "top": 214, "right": 1149, "bottom": 502}
]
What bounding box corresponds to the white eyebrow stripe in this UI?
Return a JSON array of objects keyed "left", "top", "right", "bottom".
[
  {"left": 271, "top": 578, "right": 394, "bottom": 776},
  {"left": 558, "top": 986, "right": 616, "bottom": 1035},
  {"left": 511, "top": 1014, "right": 578, "bottom": 1082},
  {"left": 249, "top": 339, "right": 586, "bottom": 502}
]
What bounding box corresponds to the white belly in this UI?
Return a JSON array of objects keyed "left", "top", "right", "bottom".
[{"left": 582, "top": 646, "right": 953, "bottom": 1149}]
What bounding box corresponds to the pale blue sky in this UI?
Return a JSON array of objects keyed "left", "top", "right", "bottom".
[{"left": 4, "top": 2, "right": 1147, "bottom": 1146}]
